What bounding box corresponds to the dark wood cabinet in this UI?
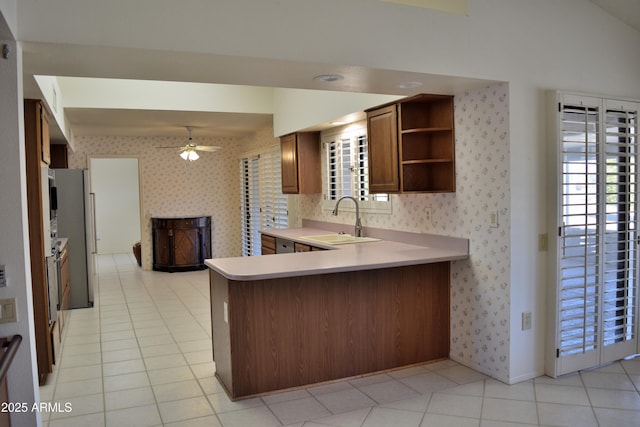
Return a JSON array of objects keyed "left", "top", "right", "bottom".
[
  {"left": 58, "top": 244, "right": 71, "bottom": 336},
  {"left": 294, "top": 242, "right": 311, "bottom": 252},
  {"left": 280, "top": 132, "right": 321, "bottom": 194},
  {"left": 24, "top": 99, "right": 53, "bottom": 385},
  {"left": 260, "top": 234, "right": 276, "bottom": 255},
  {"left": 50, "top": 144, "right": 69, "bottom": 168},
  {"left": 367, "top": 104, "right": 400, "bottom": 193},
  {"left": 366, "top": 94, "right": 455, "bottom": 193},
  {"left": 294, "top": 242, "right": 326, "bottom": 252},
  {"left": 41, "top": 110, "right": 50, "bottom": 165},
  {"left": 152, "top": 217, "right": 211, "bottom": 272},
  {"left": 261, "top": 233, "right": 326, "bottom": 255}
]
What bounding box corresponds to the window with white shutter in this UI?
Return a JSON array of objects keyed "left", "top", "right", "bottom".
[
  {"left": 240, "top": 146, "right": 288, "bottom": 256},
  {"left": 548, "top": 92, "right": 639, "bottom": 377},
  {"left": 321, "top": 122, "right": 391, "bottom": 213}
]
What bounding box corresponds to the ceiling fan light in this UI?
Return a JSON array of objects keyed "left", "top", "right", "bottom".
[{"left": 179, "top": 149, "right": 200, "bottom": 161}]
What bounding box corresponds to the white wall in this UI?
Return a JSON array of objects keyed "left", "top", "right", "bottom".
[
  {"left": 0, "top": 10, "right": 41, "bottom": 426},
  {"left": 89, "top": 158, "right": 141, "bottom": 254},
  {"left": 0, "top": 0, "right": 15, "bottom": 38}
]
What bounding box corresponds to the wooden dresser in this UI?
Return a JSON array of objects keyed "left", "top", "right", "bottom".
[{"left": 152, "top": 216, "right": 211, "bottom": 272}]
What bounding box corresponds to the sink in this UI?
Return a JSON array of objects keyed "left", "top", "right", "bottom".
[{"left": 300, "top": 234, "right": 381, "bottom": 245}]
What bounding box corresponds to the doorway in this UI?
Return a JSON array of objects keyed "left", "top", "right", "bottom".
[{"left": 88, "top": 157, "right": 142, "bottom": 256}]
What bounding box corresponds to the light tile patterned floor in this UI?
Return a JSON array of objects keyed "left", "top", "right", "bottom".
[{"left": 38, "top": 254, "right": 640, "bottom": 426}]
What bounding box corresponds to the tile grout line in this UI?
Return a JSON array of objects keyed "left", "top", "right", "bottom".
[{"left": 128, "top": 257, "right": 221, "bottom": 425}]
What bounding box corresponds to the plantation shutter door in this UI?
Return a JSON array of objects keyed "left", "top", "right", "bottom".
[
  {"left": 556, "top": 96, "right": 602, "bottom": 375},
  {"left": 240, "top": 159, "right": 250, "bottom": 256},
  {"left": 260, "top": 147, "right": 288, "bottom": 231},
  {"left": 601, "top": 99, "right": 639, "bottom": 362},
  {"left": 553, "top": 93, "right": 640, "bottom": 376},
  {"left": 239, "top": 156, "right": 260, "bottom": 257}
]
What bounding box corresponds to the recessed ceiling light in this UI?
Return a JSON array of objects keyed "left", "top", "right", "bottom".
[
  {"left": 314, "top": 74, "right": 344, "bottom": 82},
  {"left": 396, "top": 81, "right": 423, "bottom": 89},
  {"left": 331, "top": 121, "right": 347, "bottom": 126}
]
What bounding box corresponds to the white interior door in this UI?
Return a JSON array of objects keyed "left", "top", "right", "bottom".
[{"left": 89, "top": 157, "right": 142, "bottom": 255}]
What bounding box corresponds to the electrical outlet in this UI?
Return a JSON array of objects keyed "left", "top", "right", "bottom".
[
  {"left": 522, "top": 312, "right": 532, "bottom": 331},
  {"left": 223, "top": 301, "right": 228, "bottom": 324},
  {"left": 0, "top": 298, "right": 17, "bottom": 323}
]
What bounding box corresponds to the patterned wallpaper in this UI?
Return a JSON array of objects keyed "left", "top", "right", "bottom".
[
  {"left": 68, "top": 133, "right": 258, "bottom": 269},
  {"left": 69, "top": 82, "right": 510, "bottom": 380},
  {"left": 298, "top": 83, "right": 511, "bottom": 380}
]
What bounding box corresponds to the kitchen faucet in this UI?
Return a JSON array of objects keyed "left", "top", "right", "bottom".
[{"left": 332, "top": 196, "right": 362, "bottom": 237}]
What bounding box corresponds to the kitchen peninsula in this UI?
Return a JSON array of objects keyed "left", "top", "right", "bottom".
[{"left": 205, "top": 221, "right": 468, "bottom": 400}]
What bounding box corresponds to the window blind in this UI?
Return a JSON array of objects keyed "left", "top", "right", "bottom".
[
  {"left": 240, "top": 146, "right": 288, "bottom": 256},
  {"left": 239, "top": 156, "right": 260, "bottom": 256},
  {"left": 324, "top": 128, "right": 389, "bottom": 204}
]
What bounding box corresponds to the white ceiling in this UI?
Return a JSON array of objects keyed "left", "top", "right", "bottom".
[
  {"left": 592, "top": 0, "right": 640, "bottom": 33},
  {"left": 62, "top": 109, "right": 274, "bottom": 138},
  {"left": 22, "top": 43, "right": 494, "bottom": 140},
  {"left": 14, "top": 0, "right": 640, "bottom": 141}
]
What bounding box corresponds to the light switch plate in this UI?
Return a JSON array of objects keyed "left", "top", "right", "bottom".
[
  {"left": 0, "top": 298, "right": 17, "bottom": 323},
  {"left": 490, "top": 211, "right": 499, "bottom": 228},
  {"left": 0, "top": 265, "right": 6, "bottom": 287},
  {"left": 522, "top": 312, "right": 532, "bottom": 331},
  {"left": 538, "top": 233, "right": 548, "bottom": 251}
]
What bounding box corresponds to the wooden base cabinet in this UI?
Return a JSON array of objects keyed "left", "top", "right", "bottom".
[
  {"left": 260, "top": 234, "right": 276, "bottom": 255},
  {"left": 152, "top": 217, "right": 211, "bottom": 272},
  {"left": 58, "top": 244, "right": 71, "bottom": 336},
  {"left": 210, "top": 262, "right": 450, "bottom": 399}
]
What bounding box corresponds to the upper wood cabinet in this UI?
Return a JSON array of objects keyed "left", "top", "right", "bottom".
[
  {"left": 41, "top": 110, "right": 50, "bottom": 165},
  {"left": 280, "top": 131, "right": 321, "bottom": 194},
  {"left": 366, "top": 94, "right": 455, "bottom": 193},
  {"left": 367, "top": 104, "right": 400, "bottom": 193},
  {"left": 23, "top": 99, "right": 53, "bottom": 384},
  {"left": 50, "top": 144, "right": 69, "bottom": 168}
]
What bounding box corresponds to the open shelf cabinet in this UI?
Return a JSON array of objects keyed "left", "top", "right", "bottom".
[{"left": 366, "top": 94, "right": 455, "bottom": 193}]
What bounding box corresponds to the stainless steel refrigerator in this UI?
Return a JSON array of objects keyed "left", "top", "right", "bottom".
[{"left": 55, "top": 169, "right": 97, "bottom": 309}]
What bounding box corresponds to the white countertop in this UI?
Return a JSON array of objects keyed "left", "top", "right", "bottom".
[{"left": 205, "top": 226, "right": 469, "bottom": 281}]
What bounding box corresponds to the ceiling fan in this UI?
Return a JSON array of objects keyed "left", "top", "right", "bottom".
[{"left": 159, "top": 126, "right": 221, "bottom": 161}]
